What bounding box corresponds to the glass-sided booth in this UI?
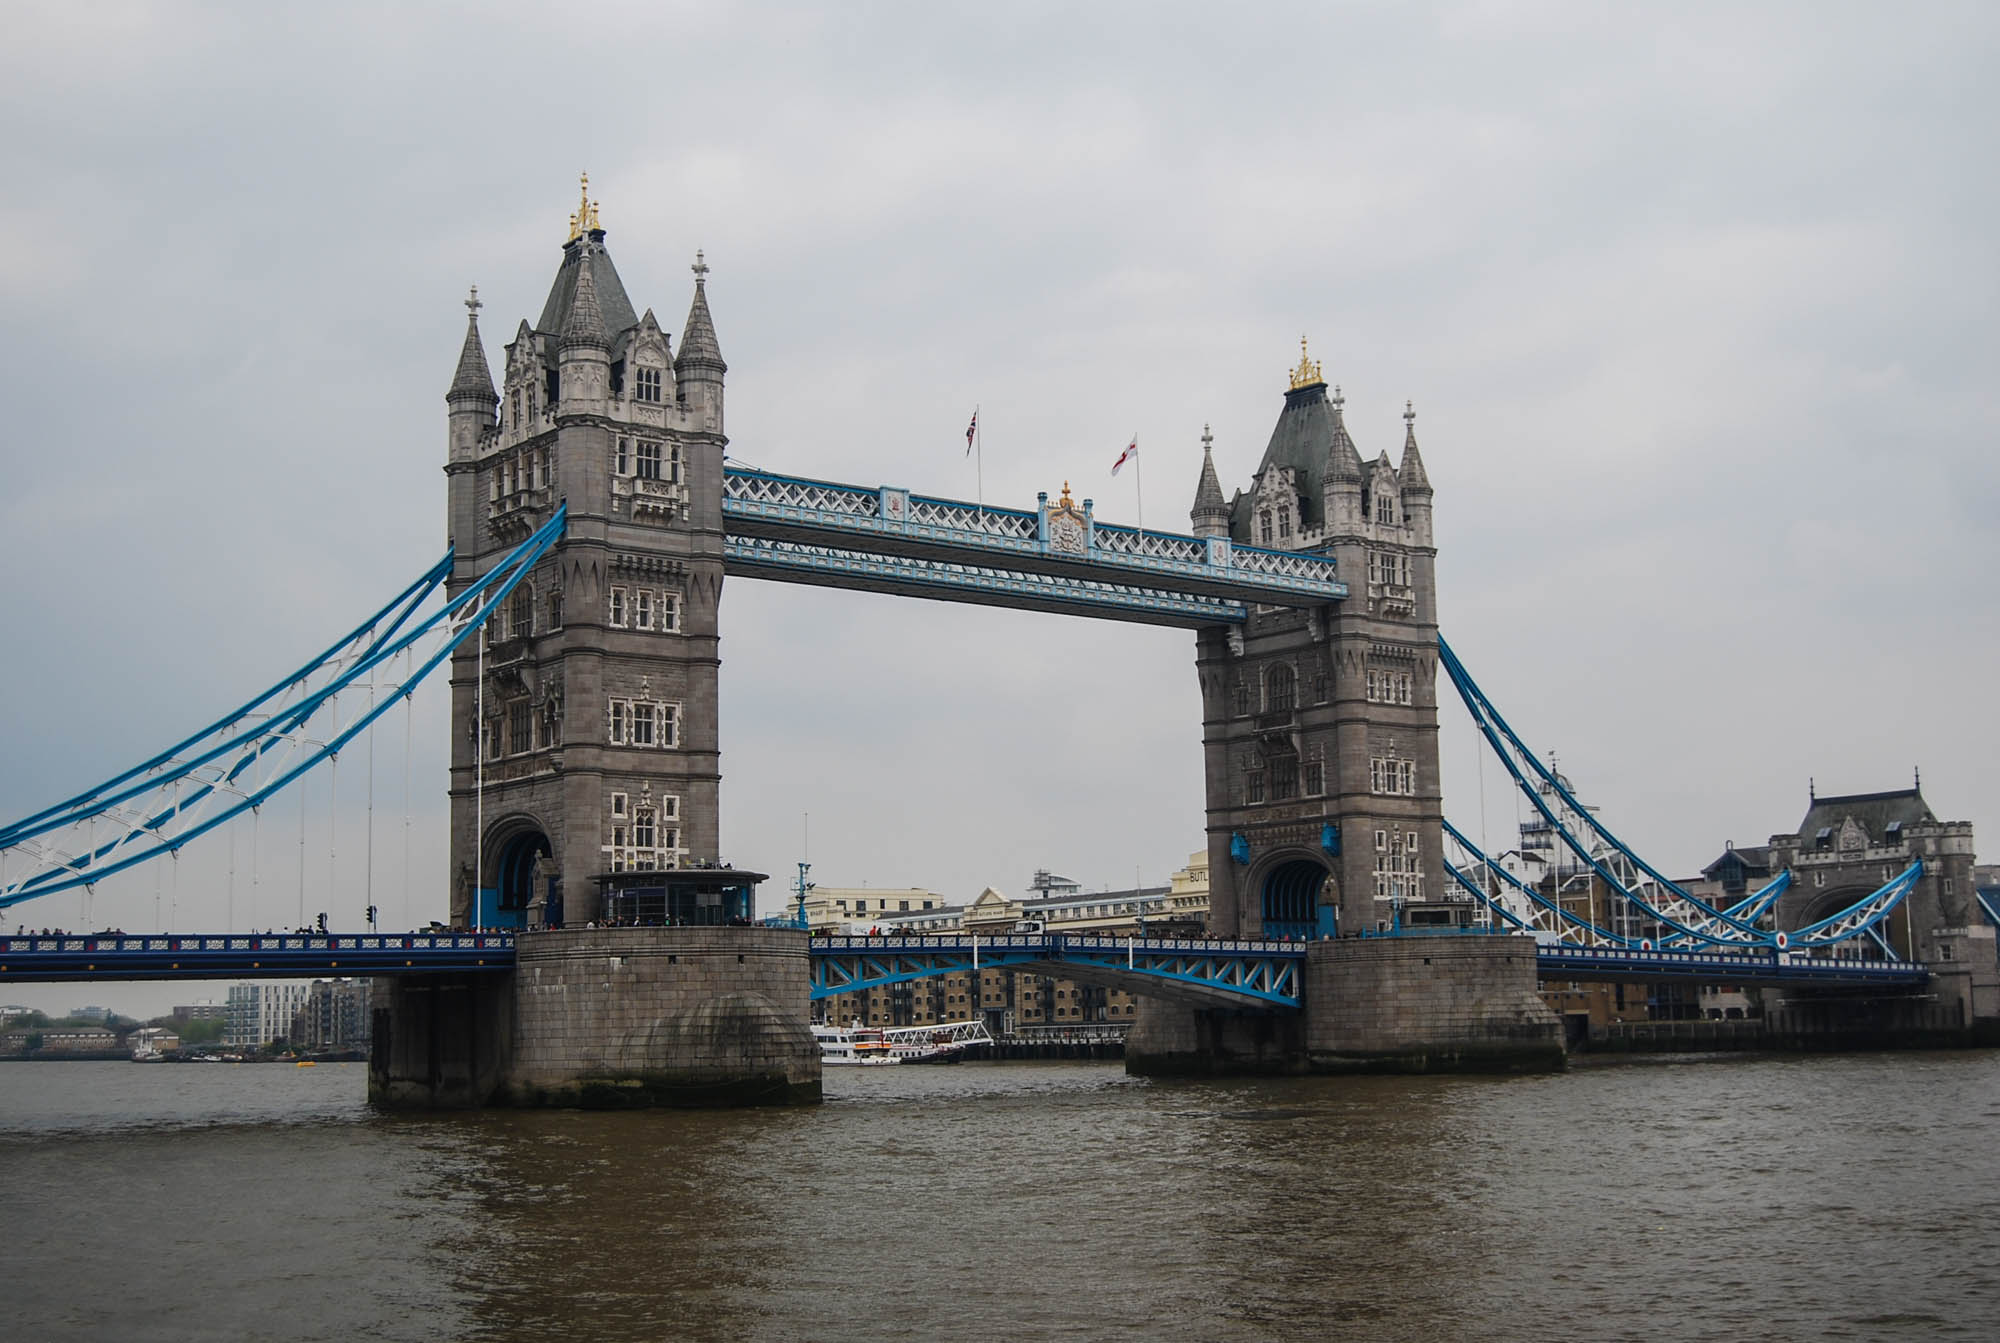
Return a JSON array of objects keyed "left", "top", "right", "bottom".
[{"left": 595, "top": 867, "right": 768, "bottom": 926}]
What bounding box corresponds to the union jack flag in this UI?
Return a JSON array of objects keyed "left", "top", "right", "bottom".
[{"left": 965, "top": 410, "right": 978, "bottom": 456}]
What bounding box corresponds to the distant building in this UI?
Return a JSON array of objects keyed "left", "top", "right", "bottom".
[
  {"left": 1, "top": 1024, "right": 119, "bottom": 1055},
  {"left": 796, "top": 887, "right": 943, "bottom": 932},
  {"left": 172, "top": 1002, "right": 227, "bottom": 1023},
  {"left": 288, "top": 980, "right": 372, "bottom": 1050},
  {"left": 225, "top": 983, "right": 312, "bottom": 1049},
  {"left": 814, "top": 864, "right": 1211, "bottom": 1034},
  {"left": 130, "top": 1026, "right": 181, "bottom": 1054},
  {"left": 69, "top": 1005, "right": 111, "bottom": 1024}
]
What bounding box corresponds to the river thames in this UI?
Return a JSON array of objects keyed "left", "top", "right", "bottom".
[{"left": 2, "top": 1053, "right": 1995, "bottom": 1341}]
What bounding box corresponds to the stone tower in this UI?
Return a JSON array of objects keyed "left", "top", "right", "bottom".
[
  {"left": 1193, "top": 341, "right": 1443, "bottom": 938},
  {"left": 443, "top": 178, "right": 733, "bottom": 928}
]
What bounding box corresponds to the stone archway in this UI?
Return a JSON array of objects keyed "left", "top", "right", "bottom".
[
  {"left": 485, "top": 823, "right": 551, "bottom": 929},
  {"left": 1255, "top": 851, "right": 1335, "bottom": 941}
]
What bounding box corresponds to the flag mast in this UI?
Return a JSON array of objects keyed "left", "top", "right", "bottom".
[{"left": 1133, "top": 429, "right": 1143, "bottom": 540}]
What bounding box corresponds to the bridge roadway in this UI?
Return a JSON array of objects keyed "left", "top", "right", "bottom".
[{"left": 0, "top": 930, "right": 1929, "bottom": 996}]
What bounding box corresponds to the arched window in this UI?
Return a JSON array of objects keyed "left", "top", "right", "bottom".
[
  {"left": 1266, "top": 664, "right": 1296, "bottom": 714},
  {"left": 507, "top": 586, "right": 533, "bottom": 641}
]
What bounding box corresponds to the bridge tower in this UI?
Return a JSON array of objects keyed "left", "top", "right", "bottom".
[
  {"left": 443, "top": 178, "right": 739, "bottom": 930},
  {"left": 1194, "top": 342, "right": 1444, "bottom": 941}
]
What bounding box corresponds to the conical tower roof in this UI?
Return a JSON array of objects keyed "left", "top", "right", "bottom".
[
  {"left": 1323, "top": 384, "right": 1364, "bottom": 483},
  {"left": 448, "top": 287, "right": 498, "bottom": 403},
  {"left": 1399, "top": 401, "right": 1431, "bottom": 493},
  {"left": 560, "top": 243, "right": 609, "bottom": 351},
  {"left": 678, "top": 249, "right": 726, "bottom": 375},
  {"left": 1191, "top": 424, "right": 1228, "bottom": 523},
  {"left": 1230, "top": 339, "right": 1346, "bottom": 538}
]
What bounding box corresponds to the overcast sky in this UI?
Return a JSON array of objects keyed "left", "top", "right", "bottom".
[{"left": 3, "top": 3, "right": 1995, "bottom": 1016}]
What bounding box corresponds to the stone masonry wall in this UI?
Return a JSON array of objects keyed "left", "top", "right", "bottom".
[
  {"left": 504, "top": 925, "right": 819, "bottom": 1107},
  {"left": 1303, "top": 935, "right": 1561, "bottom": 1071}
]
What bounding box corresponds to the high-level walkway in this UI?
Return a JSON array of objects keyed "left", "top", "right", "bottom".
[{"left": 720, "top": 468, "right": 1346, "bottom": 626}]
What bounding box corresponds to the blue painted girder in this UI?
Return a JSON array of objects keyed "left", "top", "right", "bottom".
[
  {"left": 809, "top": 933, "right": 1305, "bottom": 1008},
  {"left": 1536, "top": 943, "right": 1929, "bottom": 988},
  {"left": 0, "top": 932, "right": 517, "bottom": 983}
]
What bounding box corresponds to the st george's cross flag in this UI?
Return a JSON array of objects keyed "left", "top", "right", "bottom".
[
  {"left": 965, "top": 410, "right": 978, "bottom": 456},
  {"left": 1111, "top": 436, "right": 1138, "bottom": 476}
]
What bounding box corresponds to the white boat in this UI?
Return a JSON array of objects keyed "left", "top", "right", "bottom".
[{"left": 813, "top": 1019, "right": 993, "bottom": 1065}]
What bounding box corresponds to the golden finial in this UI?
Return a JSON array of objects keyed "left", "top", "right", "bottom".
[
  {"left": 566, "top": 172, "right": 601, "bottom": 243},
  {"left": 1289, "top": 335, "right": 1325, "bottom": 391},
  {"left": 1057, "top": 481, "right": 1075, "bottom": 510}
]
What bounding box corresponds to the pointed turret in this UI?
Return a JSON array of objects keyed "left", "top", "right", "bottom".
[
  {"left": 1323, "top": 384, "right": 1364, "bottom": 483},
  {"left": 561, "top": 248, "right": 609, "bottom": 351},
  {"left": 449, "top": 286, "right": 499, "bottom": 403},
  {"left": 447, "top": 287, "right": 498, "bottom": 465},
  {"left": 676, "top": 249, "right": 726, "bottom": 431},
  {"left": 1398, "top": 401, "right": 1431, "bottom": 494},
  {"left": 678, "top": 249, "right": 726, "bottom": 375},
  {"left": 1190, "top": 424, "right": 1230, "bottom": 539},
  {"left": 557, "top": 232, "right": 611, "bottom": 414}
]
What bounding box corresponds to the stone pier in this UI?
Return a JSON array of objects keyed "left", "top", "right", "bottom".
[
  {"left": 370, "top": 926, "right": 820, "bottom": 1109},
  {"left": 1127, "top": 934, "right": 1564, "bottom": 1076}
]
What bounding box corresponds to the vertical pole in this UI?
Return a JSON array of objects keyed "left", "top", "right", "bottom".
[
  {"left": 227, "top": 810, "right": 236, "bottom": 932},
  {"left": 403, "top": 654, "right": 414, "bottom": 932},
  {"left": 297, "top": 770, "right": 307, "bottom": 930},
  {"left": 365, "top": 668, "right": 376, "bottom": 930},
  {"left": 475, "top": 610, "right": 485, "bottom": 931},
  {"left": 1133, "top": 433, "right": 1143, "bottom": 540},
  {"left": 327, "top": 751, "right": 338, "bottom": 931},
  {"left": 975, "top": 405, "right": 984, "bottom": 513}
]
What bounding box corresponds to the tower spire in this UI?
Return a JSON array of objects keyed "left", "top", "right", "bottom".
[
  {"left": 678, "top": 249, "right": 725, "bottom": 373},
  {"left": 448, "top": 285, "right": 498, "bottom": 402},
  {"left": 1398, "top": 399, "right": 1431, "bottom": 493},
  {"left": 561, "top": 248, "right": 608, "bottom": 350},
  {"left": 1191, "top": 423, "right": 1229, "bottom": 538}
]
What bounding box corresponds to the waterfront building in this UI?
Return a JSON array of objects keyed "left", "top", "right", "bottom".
[
  {"left": 224, "top": 983, "right": 312, "bottom": 1050},
  {"left": 288, "top": 980, "right": 372, "bottom": 1050},
  {"left": 172, "top": 1001, "right": 227, "bottom": 1023},
  {"left": 1, "top": 1024, "right": 119, "bottom": 1055},
  {"left": 795, "top": 887, "right": 944, "bottom": 932},
  {"left": 815, "top": 868, "right": 1201, "bottom": 1033}
]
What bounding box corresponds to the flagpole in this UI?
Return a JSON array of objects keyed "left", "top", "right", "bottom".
[
  {"left": 1133, "top": 431, "right": 1143, "bottom": 540},
  {"left": 976, "top": 404, "right": 984, "bottom": 513}
]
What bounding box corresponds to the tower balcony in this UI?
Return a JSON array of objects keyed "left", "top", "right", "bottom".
[
  {"left": 489, "top": 485, "right": 555, "bottom": 543},
  {"left": 614, "top": 475, "right": 688, "bottom": 523},
  {"left": 1368, "top": 582, "right": 1416, "bottom": 615}
]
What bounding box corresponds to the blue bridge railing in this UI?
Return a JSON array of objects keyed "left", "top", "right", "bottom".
[{"left": 0, "top": 932, "right": 517, "bottom": 982}]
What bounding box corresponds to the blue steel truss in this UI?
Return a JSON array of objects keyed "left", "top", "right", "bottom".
[
  {"left": 0, "top": 508, "right": 567, "bottom": 909},
  {"left": 0, "top": 931, "right": 516, "bottom": 983},
  {"left": 809, "top": 933, "right": 1305, "bottom": 1008},
  {"left": 723, "top": 536, "right": 1251, "bottom": 627},
  {"left": 1437, "top": 637, "right": 1919, "bottom": 953},
  {"left": 720, "top": 467, "right": 1345, "bottom": 621}
]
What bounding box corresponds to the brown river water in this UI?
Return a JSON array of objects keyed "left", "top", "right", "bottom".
[{"left": 2, "top": 1053, "right": 1996, "bottom": 1341}]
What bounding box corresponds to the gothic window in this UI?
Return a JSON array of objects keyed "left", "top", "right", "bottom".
[
  {"left": 484, "top": 721, "right": 502, "bottom": 763},
  {"left": 632, "top": 703, "right": 655, "bottom": 746},
  {"left": 1304, "top": 754, "right": 1325, "bottom": 796},
  {"left": 527, "top": 386, "right": 539, "bottom": 421},
  {"left": 659, "top": 593, "right": 680, "bottom": 632},
  {"left": 1376, "top": 494, "right": 1397, "bottom": 526},
  {"left": 634, "top": 366, "right": 663, "bottom": 403},
  {"left": 1278, "top": 507, "right": 1292, "bottom": 540},
  {"left": 1232, "top": 684, "right": 1249, "bottom": 716},
  {"left": 609, "top": 587, "right": 627, "bottom": 627},
  {"left": 1259, "top": 510, "right": 1273, "bottom": 544},
  {"left": 1313, "top": 672, "right": 1328, "bottom": 704},
  {"left": 635, "top": 590, "right": 654, "bottom": 630},
  {"left": 634, "top": 811, "right": 656, "bottom": 850},
  {"left": 548, "top": 588, "right": 563, "bottom": 629},
  {"left": 616, "top": 438, "right": 631, "bottom": 475},
  {"left": 1246, "top": 771, "right": 1266, "bottom": 805},
  {"left": 636, "top": 441, "right": 662, "bottom": 480},
  {"left": 537, "top": 706, "right": 556, "bottom": 750},
  {"left": 1270, "top": 750, "right": 1299, "bottom": 801},
  {"left": 611, "top": 792, "right": 627, "bottom": 818},
  {"left": 508, "top": 702, "right": 531, "bottom": 755},
  {"left": 661, "top": 704, "right": 680, "bottom": 748},
  {"left": 511, "top": 389, "right": 522, "bottom": 427},
  {"left": 609, "top": 701, "right": 627, "bottom": 744},
  {"left": 507, "top": 587, "right": 532, "bottom": 641},
  {"left": 1369, "top": 757, "right": 1416, "bottom": 796},
  {"left": 1266, "top": 664, "right": 1296, "bottom": 713},
  {"left": 665, "top": 443, "right": 685, "bottom": 484}
]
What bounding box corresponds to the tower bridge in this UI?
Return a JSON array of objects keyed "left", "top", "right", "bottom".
[{"left": 4, "top": 180, "right": 1993, "bottom": 1104}]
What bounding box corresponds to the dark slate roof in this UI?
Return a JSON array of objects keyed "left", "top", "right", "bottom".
[
  {"left": 1400, "top": 413, "right": 1431, "bottom": 493},
  {"left": 1191, "top": 442, "right": 1227, "bottom": 518},
  {"left": 448, "top": 310, "right": 497, "bottom": 402},
  {"left": 1790, "top": 788, "right": 1934, "bottom": 844},
  {"left": 1700, "top": 845, "right": 1774, "bottom": 880},
  {"left": 1230, "top": 382, "right": 1343, "bottom": 542},
  {"left": 679, "top": 271, "right": 725, "bottom": 373},
  {"left": 535, "top": 231, "right": 640, "bottom": 352}
]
